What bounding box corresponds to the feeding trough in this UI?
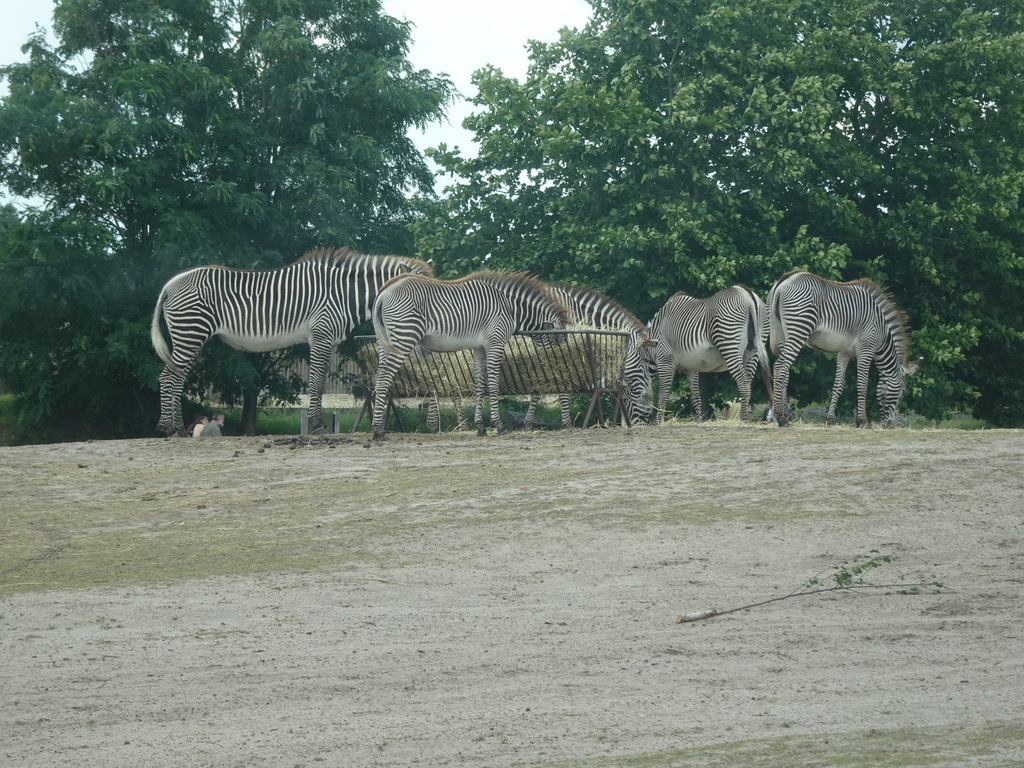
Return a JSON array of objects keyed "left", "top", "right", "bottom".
[{"left": 351, "top": 329, "right": 635, "bottom": 431}]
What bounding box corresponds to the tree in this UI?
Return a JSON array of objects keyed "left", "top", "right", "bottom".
[
  {"left": 0, "top": 0, "right": 453, "bottom": 438},
  {"left": 416, "top": 0, "right": 1024, "bottom": 425}
]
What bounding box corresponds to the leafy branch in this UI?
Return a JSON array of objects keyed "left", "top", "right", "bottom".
[{"left": 675, "top": 550, "right": 945, "bottom": 624}]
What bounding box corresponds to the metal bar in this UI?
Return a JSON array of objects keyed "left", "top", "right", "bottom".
[{"left": 348, "top": 331, "right": 633, "bottom": 429}]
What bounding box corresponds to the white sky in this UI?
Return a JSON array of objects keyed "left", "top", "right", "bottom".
[{"left": 0, "top": 0, "right": 592, "bottom": 157}]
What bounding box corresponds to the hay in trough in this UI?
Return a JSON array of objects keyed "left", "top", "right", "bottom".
[{"left": 354, "top": 329, "right": 630, "bottom": 399}]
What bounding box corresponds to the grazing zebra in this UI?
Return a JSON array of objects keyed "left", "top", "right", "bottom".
[
  {"left": 522, "top": 282, "right": 655, "bottom": 429},
  {"left": 768, "top": 270, "right": 920, "bottom": 427},
  {"left": 371, "top": 271, "right": 571, "bottom": 440},
  {"left": 644, "top": 285, "right": 772, "bottom": 423},
  {"left": 151, "top": 248, "right": 432, "bottom": 436}
]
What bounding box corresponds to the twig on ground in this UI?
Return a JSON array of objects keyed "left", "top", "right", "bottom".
[{"left": 675, "top": 551, "right": 945, "bottom": 624}]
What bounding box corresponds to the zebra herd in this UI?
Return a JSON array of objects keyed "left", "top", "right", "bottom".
[{"left": 151, "top": 247, "right": 920, "bottom": 439}]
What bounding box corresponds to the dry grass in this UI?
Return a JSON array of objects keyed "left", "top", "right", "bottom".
[
  {"left": 2, "top": 423, "right": 1014, "bottom": 594},
  {"left": 3, "top": 425, "right": 1024, "bottom": 768},
  {"left": 355, "top": 330, "right": 630, "bottom": 398},
  {"left": 549, "top": 721, "right": 1024, "bottom": 767}
]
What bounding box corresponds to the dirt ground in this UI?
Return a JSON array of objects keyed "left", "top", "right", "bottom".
[{"left": 2, "top": 422, "right": 1024, "bottom": 767}]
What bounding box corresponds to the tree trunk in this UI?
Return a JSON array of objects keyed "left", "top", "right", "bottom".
[{"left": 242, "top": 388, "right": 259, "bottom": 436}]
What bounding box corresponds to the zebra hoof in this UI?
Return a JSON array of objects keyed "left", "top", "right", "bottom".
[
  {"left": 372, "top": 430, "right": 388, "bottom": 442},
  {"left": 310, "top": 426, "right": 331, "bottom": 436},
  {"left": 476, "top": 427, "right": 487, "bottom": 437}
]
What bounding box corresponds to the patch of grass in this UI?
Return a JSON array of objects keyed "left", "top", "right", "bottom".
[
  {"left": 0, "top": 468, "right": 390, "bottom": 594},
  {"left": 3, "top": 424, "right": 1017, "bottom": 594},
  {"left": 0, "top": 506, "right": 370, "bottom": 594},
  {"left": 907, "top": 412, "right": 992, "bottom": 430},
  {"left": 537, "top": 720, "right": 1024, "bottom": 768},
  {"left": 254, "top": 408, "right": 303, "bottom": 435}
]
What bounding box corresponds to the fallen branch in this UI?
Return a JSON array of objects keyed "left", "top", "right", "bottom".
[{"left": 675, "top": 551, "right": 945, "bottom": 624}]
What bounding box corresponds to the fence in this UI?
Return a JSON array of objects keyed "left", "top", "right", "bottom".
[
  {"left": 284, "top": 351, "right": 362, "bottom": 395},
  {"left": 350, "top": 329, "right": 635, "bottom": 430}
]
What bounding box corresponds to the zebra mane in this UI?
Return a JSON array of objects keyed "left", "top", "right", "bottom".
[
  {"left": 296, "top": 247, "right": 433, "bottom": 276},
  {"left": 548, "top": 281, "right": 645, "bottom": 331},
  {"left": 459, "top": 271, "right": 572, "bottom": 325},
  {"left": 665, "top": 289, "right": 704, "bottom": 307},
  {"left": 849, "top": 278, "right": 913, "bottom": 363}
]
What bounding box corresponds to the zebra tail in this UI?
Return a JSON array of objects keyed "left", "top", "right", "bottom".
[
  {"left": 150, "top": 288, "right": 180, "bottom": 374},
  {"left": 371, "top": 295, "right": 398, "bottom": 355},
  {"left": 752, "top": 293, "right": 774, "bottom": 398},
  {"left": 766, "top": 281, "right": 783, "bottom": 356}
]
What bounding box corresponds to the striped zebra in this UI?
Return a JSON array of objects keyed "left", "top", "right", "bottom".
[
  {"left": 371, "top": 271, "right": 571, "bottom": 440},
  {"left": 768, "top": 270, "right": 920, "bottom": 427},
  {"left": 522, "top": 282, "right": 655, "bottom": 429},
  {"left": 151, "top": 248, "right": 432, "bottom": 436},
  {"left": 644, "top": 285, "right": 772, "bottom": 423}
]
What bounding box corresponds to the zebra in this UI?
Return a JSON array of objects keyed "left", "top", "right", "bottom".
[
  {"left": 767, "top": 270, "right": 920, "bottom": 427},
  {"left": 644, "top": 285, "right": 772, "bottom": 423},
  {"left": 522, "top": 282, "right": 655, "bottom": 429},
  {"left": 150, "top": 247, "right": 432, "bottom": 436},
  {"left": 370, "top": 271, "right": 571, "bottom": 440}
]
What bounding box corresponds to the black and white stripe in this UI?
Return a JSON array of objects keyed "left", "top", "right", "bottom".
[
  {"left": 768, "top": 270, "right": 919, "bottom": 427},
  {"left": 151, "top": 248, "right": 432, "bottom": 435},
  {"left": 370, "top": 271, "right": 571, "bottom": 439},
  {"left": 644, "top": 285, "right": 772, "bottom": 423},
  {"left": 522, "top": 282, "right": 654, "bottom": 429}
]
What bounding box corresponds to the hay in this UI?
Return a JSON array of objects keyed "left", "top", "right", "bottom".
[{"left": 354, "top": 330, "right": 630, "bottom": 399}]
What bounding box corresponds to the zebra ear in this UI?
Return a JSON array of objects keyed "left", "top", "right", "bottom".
[
  {"left": 640, "top": 338, "right": 658, "bottom": 348},
  {"left": 904, "top": 356, "right": 922, "bottom": 376}
]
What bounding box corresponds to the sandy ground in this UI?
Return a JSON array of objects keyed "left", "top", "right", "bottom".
[{"left": 2, "top": 423, "right": 1024, "bottom": 767}]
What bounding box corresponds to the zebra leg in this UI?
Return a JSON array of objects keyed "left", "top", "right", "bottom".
[
  {"left": 854, "top": 354, "right": 872, "bottom": 427},
  {"left": 739, "top": 340, "right": 764, "bottom": 421},
  {"left": 826, "top": 353, "right": 851, "bottom": 425},
  {"left": 372, "top": 350, "right": 407, "bottom": 440},
  {"left": 306, "top": 337, "right": 334, "bottom": 434},
  {"left": 471, "top": 348, "right": 489, "bottom": 435},
  {"left": 453, "top": 396, "right": 471, "bottom": 431},
  {"left": 158, "top": 344, "right": 206, "bottom": 436},
  {"left": 484, "top": 348, "right": 506, "bottom": 435},
  {"left": 653, "top": 359, "right": 675, "bottom": 425},
  {"left": 687, "top": 371, "right": 704, "bottom": 422},
  {"left": 524, "top": 395, "right": 539, "bottom": 431},
  {"left": 158, "top": 366, "right": 188, "bottom": 436},
  {"left": 877, "top": 377, "right": 895, "bottom": 428},
  {"left": 559, "top": 393, "right": 572, "bottom": 429},
  {"left": 473, "top": 398, "right": 484, "bottom": 434},
  {"left": 426, "top": 397, "right": 440, "bottom": 434},
  {"left": 730, "top": 365, "right": 754, "bottom": 421},
  {"left": 771, "top": 344, "right": 803, "bottom": 427}
]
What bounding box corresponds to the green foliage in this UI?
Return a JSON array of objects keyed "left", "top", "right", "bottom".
[
  {"left": 0, "top": 0, "right": 454, "bottom": 438},
  {"left": 416, "top": 0, "right": 1024, "bottom": 426},
  {"left": 679, "top": 548, "right": 945, "bottom": 623},
  {"left": 801, "top": 550, "right": 944, "bottom": 596},
  {"left": 0, "top": 394, "right": 31, "bottom": 445}
]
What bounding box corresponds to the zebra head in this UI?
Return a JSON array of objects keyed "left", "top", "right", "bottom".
[
  {"left": 878, "top": 356, "right": 922, "bottom": 428},
  {"left": 622, "top": 333, "right": 657, "bottom": 424}
]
